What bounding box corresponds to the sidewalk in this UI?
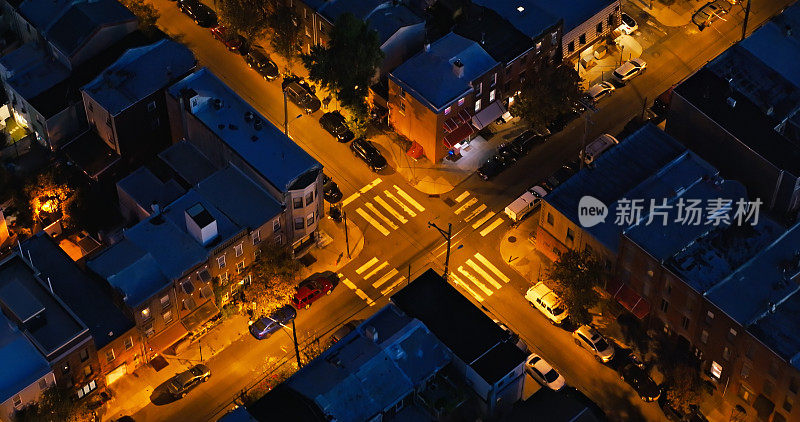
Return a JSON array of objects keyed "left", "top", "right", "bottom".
[
  {"left": 631, "top": 0, "right": 701, "bottom": 27},
  {"left": 497, "top": 213, "right": 551, "bottom": 283}
]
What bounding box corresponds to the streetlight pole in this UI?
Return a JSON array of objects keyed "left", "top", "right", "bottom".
[
  {"left": 576, "top": 97, "right": 597, "bottom": 171},
  {"left": 283, "top": 87, "right": 289, "bottom": 136},
  {"left": 291, "top": 319, "right": 302, "bottom": 369},
  {"left": 343, "top": 210, "right": 350, "bottom": 258},
  {"left": 428, "top": 222, "right": 452, "bottom": 278},
  {"left": 741, "top": 0, "right": 752, "bottom": 42}
]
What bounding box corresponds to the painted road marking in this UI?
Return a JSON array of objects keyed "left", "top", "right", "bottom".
[
  {"left": 372, "top": 268, "right": 399, "bottom": 288},
  {"left": 357, "top": 208, "right": 390, "bottom": 236},
  {"left": 341, "top": 276, "right": 372, "bottom": 304},
  {"left": 480, "top": 217, "right": 504, "bottom": 237},
  {"left": 475, "top": 253, "right": 510, "bottom": 283},
  {"left": 375, "top": 196, "right": 407, "bottom": 223},
  {"left": 366, "top": 202, "right": 398, "bottom": 230},
  {"left": 457, "top": 266, "right": 493, "bottom": 296},
  {"left": 394, "top": 185, "right": 425, "bottom": 212},
  {"left": 363, "top": 261, "right": 389, "bottom": 280},
  {"left": 385, "top": 190, "right": 417, "bottom": 217},
  {"left": 463, "top": 204, "right": 487, "bottom": 222},
  {"left": 466, "top": 259, "right": 502, "bottom": 289},
  {"left": 356, "top": 257, "right": 379, "bottom": 274},
  {"left": 380, "top": 275, "right": 406, "bottom": 295},
  {"left": 454, "top": 198, "right": 477, "bottom": 215},
  {"left": 341, "top": 193, "right": 359, "bottom": 208},
  {"left": 451, "top": 274, "right": 484, "bottom": 302},
  {"left": 455, "top": 191, "right": 470, "bottom": 203},
  {"left": 472, "top": 211, "right": 495, "bottom": 229},
  {"left": 341, "top": 178, "right": 383, "bottom": 207}
]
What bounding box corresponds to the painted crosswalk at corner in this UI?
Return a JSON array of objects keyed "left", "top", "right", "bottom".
[
  {"left": 342, "top": 178, "right": 382, "bottom": 207},
  {"left": 346, "top": 183, "right": 425, "bottom": 236},
  {"left": 345, "top": 257, "right": 409, "bottom": 299},
  {"left": 447, "top": 253, "right": 511, "bottom": 304},
  {"left": 339, "top": 274, "right": 374, "bottom": 306},
  {"left": 479, "top": 217, "right": 505, "bottom": 237},
  {"left": 450, "top": 191, "right": 507, "bottom": 235}
]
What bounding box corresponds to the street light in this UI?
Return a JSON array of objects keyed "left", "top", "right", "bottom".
[{"left": 428, "top": 221, "right": 452, "bottom": 278}]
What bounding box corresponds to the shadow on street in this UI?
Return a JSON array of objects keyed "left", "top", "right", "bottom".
[{"left": 150, "top": 382, "right": 179, "bottom": 406}]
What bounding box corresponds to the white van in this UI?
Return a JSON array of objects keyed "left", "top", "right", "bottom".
[
  {"left": 504, "top": 191, "right": 541, "bottom": 222},
  {"left": 580, "top": 134, "right": 618, "bottom": 165},
  {"left": 525, "top": 282, "right": 569, "bottom": 324}
]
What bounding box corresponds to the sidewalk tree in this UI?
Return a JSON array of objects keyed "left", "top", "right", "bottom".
[
  {"left": 243, "top": 242, "right": 301, "bottom": 316},
  {"left": 267, "top": 5, "right": 301, "bottom": 67},
  {"left": 12, "top": 386, "right": 93, "bottom": 422},
  {"left": 120, "top": 0, "right": 160, "bottom": 34},
  {"left": 301, "top": 13, "right": 384, "bottom": 118},
  {"left": 547, "top": 249, "right": 605, "bottom": 326},
  {"left": 218, "top": 0, "right": 269, "bottom": 38},
  {"left": 509, "top": 65, "right": 582, "bottom": 128}
]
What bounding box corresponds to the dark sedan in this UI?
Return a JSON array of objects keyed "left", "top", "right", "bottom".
[
  {"left": 167, "top": 364, "right": 211, "bottom": 398},
  {"left": 541, "top": 166, "right": 575, "bottom": 191},
  {"left": 319, "top": 111, "right": 354, "bottom": 142},
  {"left": 283, "top": 79, "right": 321, "bottom": 114},
  {"left": 178, "top": 0, "right": 217, "bottom": 27},
  {"left": 476, "top": 154, "right": 509, "bottom": 181},
  {"left": 245, "top": 46, "right": 279, "bottom": 81},
  {"left": 249, "top": 305, "right": 297, "bottom": 340},
  {"left": 620, "top": 363, "right": 661, "bottom": 402},
  {"left": 322, "top": 174, "right": 343, "bottom": 203},
  {"left": 350, "top": 138, "right": 387, "bottom": 172}
]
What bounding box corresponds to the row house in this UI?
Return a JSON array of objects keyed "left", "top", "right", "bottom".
[
  {"left": 166, "top": 68, "right": 324, "bottom": 256},
  {"left": 388, "top": 32, "right": 502, "bottom": 162}
]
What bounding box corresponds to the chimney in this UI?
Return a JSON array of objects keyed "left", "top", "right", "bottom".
[
  {"left": 726, "top": 97, "right": 736, "bottom": 108},
  {"left": 452, "top": 59, "right": 464, "bottom": 78},
  {"left": 185, "top": 203, "right": 218, "bottom": 246},
  {"left": 181, "top": 88, "right": 209, "bottom": 113},
  {"left": 424, "top": 43, "right": 431, "bottom": 52},
  {"left": 150, "top": 201, "right": 161, "bottom": 216},
  {"left": 364, "top": 325, "right": 378, "bottom": 342}
]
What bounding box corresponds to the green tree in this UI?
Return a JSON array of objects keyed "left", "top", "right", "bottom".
[
  {"left": 301, "top": 13, "right": 384, "bottom": 118},
  {"left": 547, "top": 249, "right": 605, "bottom": 326},
  {"left": 664, "top": 362, "right": 703, "bottom": 413},
  {"left": 509, "top": 65, "right": 582, "bottom": 128},
  {"left": 267, "top": 5, "right": 301, "bottom": 68},
  {"left": 120, "top": 0, "right": 160, "bottom": 34},
  {"left": 12, "top": 386, "right": 93, "bottom": 422},
  {"left": 218, "top": 0, "right": 269, "bottom": 38},
  {"left": 243, "top": 242, "right": 301, "bottom": 316}
]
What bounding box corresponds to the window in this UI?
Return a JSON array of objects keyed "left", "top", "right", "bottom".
[
  {"left": 550, "top": 31, "right": 557, "bottom": 45},
  {"left": 546, "top": 213, "right": 554, "bottom": 225},
  {"left": 160, "top": 294, "right": 170, "bottom": 310},
  {"left": 254, "top": 248, "right": 261, "bottom": 259},
  {"left": 252, "top": 230, "right": 261, "bottom": 244},
  {"left": 79, "top": 348, "right": 89, "bottom": 362},
  {"left": 274, "top": 234, "right": 283, "bottom": 245},
  {"left": 727, "top": 328, "right": 737, "bottom": 342},
  {"left": 12, "top": 395, "right": 21, "bottom": 407},
  {"left": 217, "top": 254, "right": 227, "bottom": 268},
  {"left": 234, "top": 243, "right": 243, "bottom": 257},
  {"left": 399, "top": 102, "right": 405, "bottom": 113},
  {"left": 319, "top": 21, "right": 323, "bottom": 30},
  {"left": 608, "top": 14, "right": 615, "bottom": 26},
  {"left": 305, "top": 191, "right": 314, "bottom": 206},
  {"left": 444, "top": 106, "right": 451, "bottom": 115},
  {"left": 700, "top": 330, "right": 709, "bottom": 344},
  {"left": 568, "top": 41, "right": 575, "bottom": 52},
  {"left": 475, "top": 82, "right": 482, "bottom": 96},
  {"left": 399, "top": 87, "right": 405, "bottom": 98},
  {"left": 681, "top": 315, "right": 690, "bottom": 330},
  {"left": 489, "top": 89, "right": 495, "bottom": 102},
  {"left": 147, "top": 101, "right": 157, "bottom": 112},
  {"left": 458, "top": 97, "right": 465, "bottom": 106},
  {"left": 722, "top": 347, "right": 731, "bottom": 361},
  {"left": 490, "top": 73, "right": 497, "bottom": 86},
  {"left": 106, "top": 349, "right": 115, "bottom": 363},
  {"left": 740, "top": 363, "right": 751, "bottom": 379},
  {"left": 162, "top": 309, "right": 173, "bottom": 324},
  {"left": 151, "top": 117, "right": 160, "bottom": 129},
  {"left": 124, "top": 337, "right": 133, "bottom": 350},
  {"left": 307, "top": 213, "right": 314, "bottom": 227},
  {"left": 88, "top": 102, "right": 93, "bottom": 112},
  {"left": 664, "top": 281, "right": 672, "bottom": 296},
  {"left": 596, "top": 22, "right": 603, "bottom": 34},
  {"left": 141, "top": 307, "right": 151, "bottom": 320},
  {"left": 738, "top": 383, "right": 755, "bottom": 402},
  {"left": 221, "top": 272, "right": 229, "bottom": 283},
  {"left": 474, "top": 99, "right": 482, "bottom": 112},
  {"left": 181, "top": 279, "right": 194, "bottom": 294},
  {"left": 39, "top": 378, "right": 48, "bottom": 390},
  {"left": 62, "top": 362, "right": 70, "bottom": 374},
  {"left": 579, "top": 33, "right": 586, "bottom": 45},
  {"left": 784, "top": 395, "right": 794, "bottom": 413},
  {"left": 294, "top": 217, "right": 304, "bottom": 230},
  {"left": 711, "top": 361, "right": 723, "bottom": 379},
  {"left": 305, "top": 26, "right": 310, "bottom": 37},
  {"left": 236, "top": 261, "right": 245, "bottom": 274},
  {"left": 519, "top": 71, "right": 526, "bottom": 83},
  {"left": 705, "top": 310, "right": 715, "bottom": 324},
  {"left": 535, "top": 41, "right": 542, "bottom": 53},
  {"left": 273, "top": 220, "right": 281, "bottom": 233},
  {"left": 293, "top": 197, "right": 303, "bottom": 209},
  {"left": 144, "top": 323, "right": 155, "bottom": 338},
  {"left": 83, "top": 365, "right": 92, "bottom": 376},
  {"left": 660, "top": 299, "right": 669, "bottom": 313},
  {"left": 77, "top": 380, "right": 97, "bottom": 399},
  {"left": 566, "top": 228, "right": 575, "bottom": 242},
  {"left": 764, "top": 380, "right": 775, "bottom": 397}
]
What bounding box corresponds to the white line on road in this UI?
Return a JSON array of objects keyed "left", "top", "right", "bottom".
[
  {"left": 356, "top": 257, "right": 379, "bottom": 274},
  {"left": 363, "top": 261, "right": 389, "bottom": 280},
  {"left": 458, "top": 266, "right": 494, "bottom": 296},
  {"left": 385, "top": 190, "right": 417, "bottom": 217},
  {"left": 357, "top": 208, "right": 390, "bottom": 236},
  {"left": 472, "top": 211, "right": 495, "bottom": 229},
  {"left": 455, "top": 191, "right": 470, "bottom": 203},
  {"left": 380, "top": 276, "right": 406, "bottom": 295},
  {"left": 366, "top": 202, "right": 398, "bottom": 230},
  {"left": 463, "top": 204, "right": 487, "bottom": 222},
  {"left": 341, "top": 193, "right": 359, "bottom": 208},
  {"left": 342, "top": 178, "right": 383, "bottom": 207},
  {"left": 394, "top": 185, "right": 425, "bottom": 212},
  {"left": 480, "top": 217, "right": 504, "bottom": 237},
  {"left": 372, "top": 268, "right": 399, "bottom": 288},
  {"left": 450, "top": 274, "right": 484, "bottom": 302},
  {"left": 341, "top": 277, "right": 372, "bottom": 303},
  {"left": 454, "top": 197, "right": 477, "bottom": 215},
  {"left": 374, "top": 196, "right": 407, "bottom": 223},
  {"left": 466, "top": 259, "right": 502, "bottom": 289},
  {"left": 474, "top": 253, "right": 510, "bottom": 283}
]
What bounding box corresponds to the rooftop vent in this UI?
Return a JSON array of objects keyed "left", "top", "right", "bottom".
[
  {"left": 150, "top": 201, "right": 161, "bottom": 216},
  {"left": 228, "top": 124, "right": 238, "bottom": 130},
  {"left": 244, "top": 111, "right": 254, "bottom": 122},
  {"left": 452, "top": 59, "right": 464, "bottom": 78},
  {"left": 517, "top": 6, "right": 524, "bottom": 12},
  {"left": 364, "top": 325, "right": 378, "bottom": 342},
  {"left": 254, "top": 120, "right": 263, "bottom": 130},
  {"left": 212, "top": 98, "right": 222, "bottom": 110},
  {"left": 726, "top": 97, "right": 736, "bottom": 108},
  {"left": 424, "top": 43, "right": 430, "bottom": 52},
  {"left": 251, "top": 135, "right": 258, "bottom": 142},
  {"left": 185, "top": 203, "right": 218, "bottom": 246}
]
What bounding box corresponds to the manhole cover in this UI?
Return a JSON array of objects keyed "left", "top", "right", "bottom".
[{"left": 508, "top": 236, "right": 517, "bottom": 243}]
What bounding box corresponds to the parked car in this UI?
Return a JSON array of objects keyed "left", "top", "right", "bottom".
[
  {"left": 692, "top": 0, "right": 731, "bottom": 30},
  {"left": 525, "top": 282, "right": 569, "bottom": 324},
  {"left": 283, "top": 79, "right": 321, "bottom": 114},
  {"left": 613, "top": 58, "right": 647, "bottom": 83},
  {"left": 572, "top": 325, "right": 616, "bottom": 363},
  {"left": 620, "top": 363, "right": 661, "bottom": 402},
  {"left": 178, "top": 0, "right": 217, "bottom": 27},
  {"left": 249, "top": 305, "right": 297, "bottom": 340},
  {"left": 329, "top": 319, "right": 364, "bottom": 345},
  {"left": 245, "top": 46, "right": 279, "bottom": 81},
  {"left": 580, "top": 133, "right": 619, "bottom": 165},
  {"left": 492, "top": 319, "right": 528, "bottom": 352},
  {"left": 292, "top": 276, "right": 336, "bottom": 309},
  {"left": 210, "top": 25, "right": 243, "bottom": 51},
  {"left": 350, "top": 138, "right": 387, "bottom": 172},
  {"left": 319, "top": 111, "right": 354, "bottom": 142},
  {"left": 618, "top": 12, "right": 638, "bottom": 35},
  {"left": 167, "top": 364, "right": 211, "bottom": 398},
  {"left": 476, "top": 154, "right": 509, "bottom": 181},
  {"left": 585, "top": 81, "right": 616, "bottom": 103},
  {"left": 497, "top": 141, "right": 525, "bottom": 163},
  {"left": 542, "top": 166, "right": 574, "bottom": 191},
  {"left": 322, "top": 174, "right": 343, "bottom": 203},
  {"left": 525, "top": 353, "right": 566, "bottom": 391},
  {"left": 528, "top": 185, "right": 548, "bottom": 203},
  {"left": 510, "top": 129, "right": 546, "bottom": 153},
  {"left": 547, "top": 109, "right": 581, "bottom": 133}
]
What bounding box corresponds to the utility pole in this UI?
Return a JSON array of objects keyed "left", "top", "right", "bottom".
[
  {"left": 199, "top": 341, "right": 203, "bottom": 362},
  {"left": 428, "top": 222, "right": 452, "bottom": 278},
  {"left": 291, "top": 319, "right": 302, "bottom": 368},
  {"left": 741, "top": 0, "right": 752, "bottom": 41},
  {"left": 283, "top": 87, "right": 289, "bottom": 136},
  {"left": 343, "top": 210, "right": 350, "bottom": 258},
  {"left": 577, "top": 97, "right": 597, "bottom": 171}
]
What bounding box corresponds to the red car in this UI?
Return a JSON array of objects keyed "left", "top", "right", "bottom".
[
  {"left": 292, "top": 277, "right": 335, "bottom": 309},
  {"left": 210, "top": 25, "right": 242, "bottom": 51}
]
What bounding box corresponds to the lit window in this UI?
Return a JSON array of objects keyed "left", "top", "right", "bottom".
[
  {"left": 163, "top": 309, "right": 173, "bottom": 324},
  {"left": 489, "top": 89, "right": 495, "bottom": 102},
  {"left": 234, "top": 243, "right": 243, "bottom": 257},
  {"left": 474, "top": 99, "right": 481, "bottom": 112},
  {"left": 458, "top": 97, "right": 465, "bottom": 106},
  {"left": 141, "top": 307, "right": 150, "bottom": 319},
  {"left": 236, "top": 261, "right": 245, "bottom": 274},
  {"left": 536, "top": 41, "right": 542, "bottom": 52},
  {"left": 106, "top": 350, "right": 115, "bottom": 363},
  {"left": 252, "top": 230, "right": 260, "bottom": 244},
  {"left": 307, "top": 213, "right": 314, "bottom": 227},
  {"left": 160, "top": 294, "right": 170, "bottom": 309},
  {"left": 217, "top": 255, "right": 226, "bottom": 269},
  {"left": 13, "top": 395, "right": 21, "bottom": 407},
  {"left": 700, "top": 330, "right": 709, "bottom": 343},
  {"left": 711, "top": 361, "right": 723, "bottom": 379},
  {"left": 444, "top": 106, "right": 451, "bottom": 115},
  {"left": 124, "top": 337, "right": 133, "bottom": 350}
]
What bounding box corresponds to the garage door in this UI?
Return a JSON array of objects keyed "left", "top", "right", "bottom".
[{"left": 106, "top": 363, "right": 127, "bottom": 385}]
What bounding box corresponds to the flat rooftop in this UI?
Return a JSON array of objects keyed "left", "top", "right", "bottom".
[{"left": 0, "top": 313, "right": 52, "bottom": 403}]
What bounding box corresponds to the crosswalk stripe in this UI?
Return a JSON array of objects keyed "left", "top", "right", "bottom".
[
  {"left": 357, "top": 208, "right": 390, "bottom": 236},
  {"left": 394, "top": 185, "right": 425, "bottom": 212},
  {"left": 480, "top": 217, "right": 504, "bottom": 237},
  {"left": 474, "top": 253, "right": 510, "bottom": 283},
  {"left": 451, "top": 274, "right": 484, "bottom": 302},
  {"left": 472, "top": 211, "right": 495, "bottom": 229},
  {"left": 371, "top": 268, "right": 399, "bottom": 288},
  {"left": 466, "top": 259, "right": 502, "bottom": 289},
  {"left": 375, "top": 196, "right": 407, "bottom": 223},
  {"left": 464, "top": 204, "right": 487, "bottom": 223},
  {"left": 341, "top": 278, "right": 372, "bottom": 303},
  {"left": 385, "top": 190, "right": 417, "bottom": 217},
  {"left": 366, "top": 202, "right": 398, "bottom": 230},
  {"left": 360, "top": 178, "right": 383, "bottom": 193},
  {"left": 455, "top": 191, "right": 470, "bottom": 203},
  {"left": 363, "top": 261, "right": 389, "bottom": 280},
  {"left": 356, "top": 257, "right": 379, "bottom": 274},
  {"left": 380, "top": 275, "right": 406, "bottom": 295},
  {"left": 454, "top": 198, "right": 477, "bottom": 215},
  {"left": 341, "top": 193, "right": 359, "bottom": 208},
  {"left": 457, "top": 267, "right": 493, "bottom": 296}
]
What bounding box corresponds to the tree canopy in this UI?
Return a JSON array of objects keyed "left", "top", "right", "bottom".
[
  {"left": 547, "top": 249, "right": 605, "bottom": 326},
  {"left": 509, "top": 65, "right": 582, "bottom": 128},
  {"left": 267, "top": 5, "right": 301, "bottom": 67},
  {"left": 12, "top": 386, "right": 93, "bottom": 422},
  {"left": 120, "top": 0, "right": 160, "bottom": 34},
  {"left": 218, "top": 0, "right": 269, "bottom": 38},
  {"left": 301, "top": 13, "right": 384, "bottom": 118},
  {"left": 243, "top": 242, "right": 301, "bottom": 316}
]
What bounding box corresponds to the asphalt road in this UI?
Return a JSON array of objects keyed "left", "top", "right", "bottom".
[{"left": 127, "top": 0, "right": 794, "bottom": 420}]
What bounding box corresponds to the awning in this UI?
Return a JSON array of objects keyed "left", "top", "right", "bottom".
[
  {"left": 407, "top": 141, "right": 424, "bottom": 159},
  {"left": 443, "top": 123, "right": 475, "bottom": 149},
  {"left": 181, "top": 299, "right": 220, "bottom": 333},
  {"left": 458, "top": 109, "right": 471, "bottom": 123},
  {"left": 443, "top": 118, "right": 459, "bottom": 133},
  {"left": 606, "top": 279, "right": 650, "bottom": 319},
  {"left": 146, "top": 321, "right": 188, "bottom": 354},
  {"left": 471, "top": 101, "right": 506, "bottom": 130}
]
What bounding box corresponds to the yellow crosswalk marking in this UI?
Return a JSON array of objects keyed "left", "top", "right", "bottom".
[
  {"left": 466, "top": 259, "right": 502, "bottom": 289},
  {"left": 357, "top": 208, "right": 390, "bottom": 236},
  {"left": 356, "top": 257, "right": 379, "bottom": 274},
  {"left": 455, "top": 198, "right": 477, "bottom": 215},
  {"left": 365, "top": 202, "right": 398, "bottom": 230},
  {"left": 385, "top": 190, "right": 417, "bottom": 217},
  {"left": 341, "top": 278, "right": 372, "bottom": 304},
  {"left": 455, "top": 191, "right": 470, "bottom": 203},
  {"left": 342, "top": 178, "right": 383, "bottom": 207},
  {"left": 364, "top": 261, "right": 389, "bottom": 280},
  {"left": 458, "top": 266, "right": 493, "bottom": 296},
  {"left": 371, "top": 268, "right": 398, "bottom": 288},
  {"left": 394, "top": 185, "right": 425, "bottom": 212},
  {"left": 472, "top": 211, "right": 495, "bottom": 229},
  {"left": 474, "top": 253, "right": 510, "bottom": 283},
  {"left": 380, "top": 276, "right": 406, "bottom": 295},
  {"left": 464, "top": 204, "right": 487, "bottom": 222},
  {"left": 375, "top": 196, "right": 407, "bottom": 223},
  {"left": 451, "top": 274, "right": 484, "bottom": 302},
  {"left": 480, "top": 217, "right": 504, "bottom": 237}
]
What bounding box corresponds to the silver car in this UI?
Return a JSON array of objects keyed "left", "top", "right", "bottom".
[
  {"left": 572, "top": 325, "right": 616, "bottom": 363},
  {"left": 586, "top": 81, "right": 616, "bottom": 103},
  {"left": 613, "top": 58, "right": 647, "bottom": 83},
  {"left": 692, "top": 0, "right": 731, "bottom": 30},
  {"left": 167, "top": 364, "right": 211, "bottom": 398}
]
